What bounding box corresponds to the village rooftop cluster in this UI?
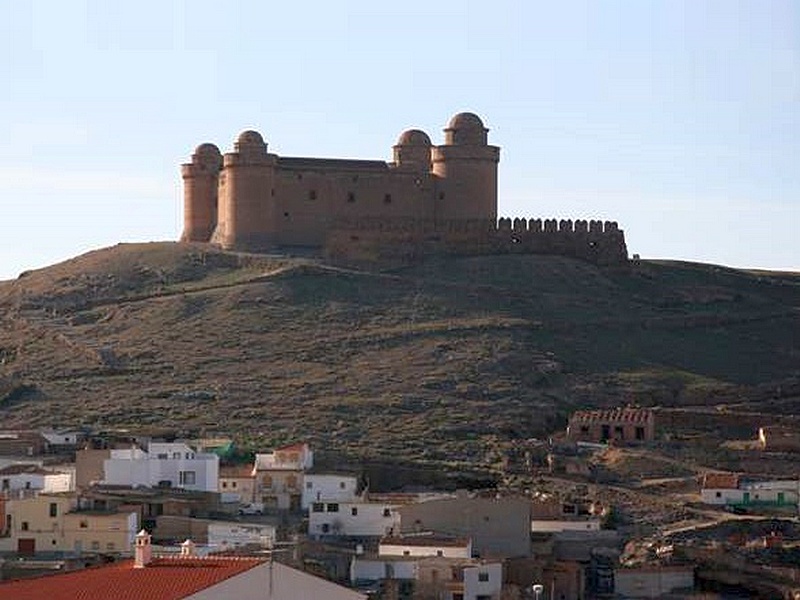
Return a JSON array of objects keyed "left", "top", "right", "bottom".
[{"left": 0, "top": 407, "right": 799, "bottom": 599}]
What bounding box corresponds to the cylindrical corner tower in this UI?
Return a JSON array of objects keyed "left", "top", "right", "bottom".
[
  {"left": 431, "top": 112, "right": 500, "bottom": 222},
  {"left": 181, "top": 143, "right": 222, "bottom": 242},
  {"left": 214, "top": 130, "right": 277, "bottom": 251}
]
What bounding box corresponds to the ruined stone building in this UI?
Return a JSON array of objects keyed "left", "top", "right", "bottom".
[
  {"left": 567, "top": 408, "right": 655, "bottom": 444},
  {"left": 181, "top": 113, "right": 628, "bottom": 265}
]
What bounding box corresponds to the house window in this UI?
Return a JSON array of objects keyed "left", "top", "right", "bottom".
[
  {"left": 91, "top": 541, "right": 100, "bottom": 550},
  {"left": 307, "top": 481, "right": 313, "bottom": 490},
  {"left": 232, "top": 481, "right": 237, "bottom": 489},
  {"left": 80, "top": 520, "right": 88, "bottom": 529},
  {"left": 222, "top": 481, "right": 228, "bottom": 488},
  {"left": 715, "top": 492, "right": 722, "bottom": 498},
  {"left": 437, "top": 550, "right": 443, "bottom": 557},
  {"left": 106, "top": 542, "right": 115, "bottom": 551},
  {"left": 173, "top": 452, "right": 181, "bottom": 459},
  {"left": 2, "top": 479, "right": 9, "bottom": 490},
  {"left": 347, "top": 192, "right": 356, "bottom": 203},
  {"left": 21, "top": 521, "right": 29, "bottom": 531},
  {"left": 384, "top": 193, "right": 392, "bottom": 204},
  {"left": 157, "top": 453, "right": 168, "bottom": 459},
  {"left": 339, "top": 481, "right": 346, "bottom": 489},
  {"left": 403, "top": 550, "right": 410, "bottom": 556},
  {"left": 327, "top": 503, "right": 339, "bottom": 513},
  {"left": 309, "top": 190, "right": 317, "bottom": 200},
  {"left": 49, "top": 503, "right": 58, "bottom": 517},
  {"left": 383, "top": 508, "right": 392, "bottom": 517},
  {"left": 635, "top": 426, "right": 645, "bottom": 440},
  {"left": 24, "top": 481, "right": 31, "bottom": 489},
  {"left": 312, "top": 503, "right": 324, "bottom": 513},
  {"left": 478, "top": 572, "right": 489, "bottom": 582},
  {"left": 614, "top": 426, "right": 624, "bottom": 439},
  {"left": 179, "top": 471, "right": 196, "bottom": 485},
  {"left": 580, "top": 426, "right": 589, "bottom": 434},
  {"left": 438, "top": 191, "right": 445, "bottom": 200},
  {"left": 351, "top": 507, "right": 358, "bottom": 516},
  {"left": 321, "top": 523, "right": 330, "bottom": 533}
]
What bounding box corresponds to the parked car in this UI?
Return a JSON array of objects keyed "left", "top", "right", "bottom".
[{"left": 238, "top": 502, "right": 265, "bottom": 515}]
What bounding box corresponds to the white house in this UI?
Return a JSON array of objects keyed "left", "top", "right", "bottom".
[
  {"left": 207, "top": 521, "right": 276, "bottom": 550},
  {"left": 102, "top": 442, "right": 219, "bottom": 492},
  {"left": 460, "top": 562, "right": 503, "bottom": 600},
  {"left": 309, "top": 501, "right": 400, "bottom": 538},
  {"left": 252, "top": 443, "right": 313, "bottom": 510},
  {"left": 701, "top": 473, "right": 799, "bottom": 508},
  {"left": 351, "top": 556, "right": 502, "bottom": 600},
  {"left": 0, "top": 464, "right": 73, "bottom": 494},
  {"left": 302, "top": 474, "right": 360, "bottom": 510},
  {"left": 379, "top": 534, "right": 472, "bottom": 558}
]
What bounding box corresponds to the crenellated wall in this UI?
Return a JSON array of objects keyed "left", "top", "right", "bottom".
[{"left": 324, "top": 217, "right": 628, "bottom": 266}]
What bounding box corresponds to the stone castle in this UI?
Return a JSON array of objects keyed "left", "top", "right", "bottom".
[{"left": 181, "top": 112, "right": 627, "bottom": 265}]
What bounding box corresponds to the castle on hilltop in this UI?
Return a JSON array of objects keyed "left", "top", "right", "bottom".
[{"left": 181, "top": 113, "right": 628, "bottom": 265}]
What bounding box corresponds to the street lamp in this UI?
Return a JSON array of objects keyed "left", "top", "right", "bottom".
[{"left": 532, "top": 583, "right": 544, "bottom": 600}]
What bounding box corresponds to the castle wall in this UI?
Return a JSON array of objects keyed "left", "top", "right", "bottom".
[
  {"left": 270, "top": 164, "right": 437, "bottom": 247},
  {"left": 325, "top": 218, "right": 628, "bottom": 267}
]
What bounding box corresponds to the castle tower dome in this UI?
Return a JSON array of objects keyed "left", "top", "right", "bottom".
[
  {"left": 432, "top": 112, "right": 500, "bottom": 221},
  {"left": 214, "top": 129, "right": 277, "bottom": 251},
  {"left": 444, "top": 112, "right": 488, "bottom": 145},
  {"left": 392, "top": 129, "right": 432, "bottom": 170},
  {"left": 181, "top": 143, "right": 222, "bottom": 243}
]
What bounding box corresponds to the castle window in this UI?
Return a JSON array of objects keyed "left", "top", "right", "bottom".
[
  {"left": 347, "top": 192, "right": 356, "bottom": 203},
  {"left": 309, "top": 190, "right": 317, "bottom": 200},
  {"left": 384, "top": 193, "right": 392, "bottom": 204}
]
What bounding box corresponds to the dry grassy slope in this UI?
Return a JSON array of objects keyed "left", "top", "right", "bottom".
[{"left": 0, "top": 242, "right": 798, "bottom": 464}]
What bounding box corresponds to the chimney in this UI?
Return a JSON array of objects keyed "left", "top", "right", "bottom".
[
  {"left": 181, "top": 539, "right": 197, "bottom": 557},
  {"left": 134, "top": 529, "right": 152, "bottom": 568}
]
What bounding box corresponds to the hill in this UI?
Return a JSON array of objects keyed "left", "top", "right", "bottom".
[{"left": 1, "top": 242, "right": 798, "bottom": 466}]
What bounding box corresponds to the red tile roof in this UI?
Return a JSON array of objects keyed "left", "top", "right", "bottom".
[
  {"left": 702, "top": 472, "right": 740, "bottom": 489},
  {"left": 0, "top": 557, "right": 264, "bottom": 600}
]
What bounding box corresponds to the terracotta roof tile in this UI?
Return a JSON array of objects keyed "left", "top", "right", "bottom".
[
  {"left": 0, "top": 557, "right": 263, "bottom": 600},
  {"left": 702, "top": 473, "right": 740, "bottom": 489}
]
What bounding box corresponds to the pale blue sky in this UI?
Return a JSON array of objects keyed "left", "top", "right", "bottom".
[{"left": 1, "top": 0, "right": 797, "bottom": 280}]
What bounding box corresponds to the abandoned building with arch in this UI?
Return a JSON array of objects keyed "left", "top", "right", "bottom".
[{"left": 180, "top": 112, "right": 628, "bottom": 265}]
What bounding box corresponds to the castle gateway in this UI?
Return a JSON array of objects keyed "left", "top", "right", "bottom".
[{"left": 181, "top": 113, "right": 627, "bottom": 265}]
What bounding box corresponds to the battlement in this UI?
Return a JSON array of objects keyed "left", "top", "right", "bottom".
[{"left": 325, "top": 216, "right": 628, "bottom": 267}]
